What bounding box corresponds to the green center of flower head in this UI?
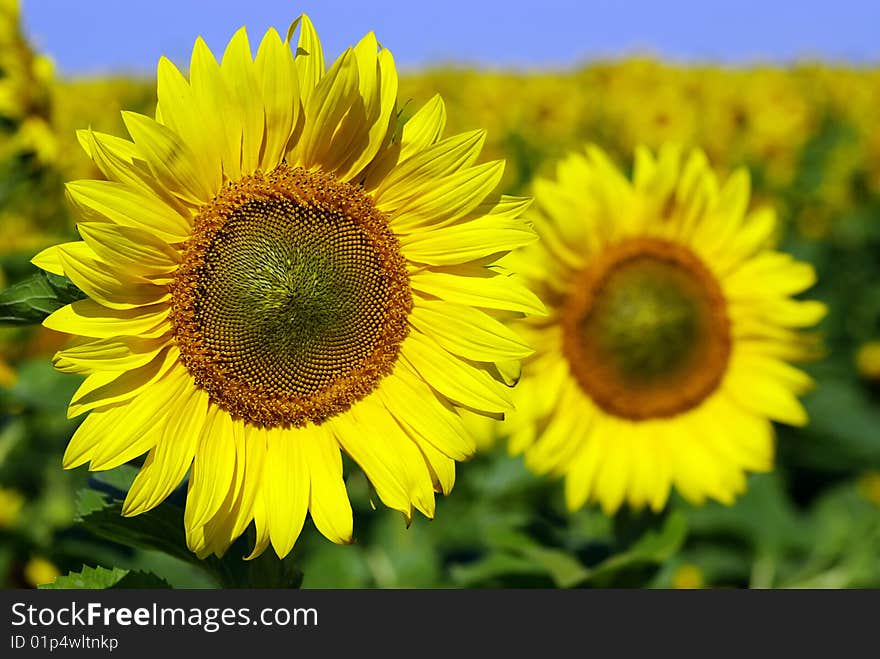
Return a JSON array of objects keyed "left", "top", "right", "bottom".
[
  {"left": 562, "top": 238, "right": 731, "bottom": 420},
  {"left": 588, "top": 260, "right": 703, "bottom": 382},
  {"left": 171, "top": 165, "right": 411, "bottom": 428},
  {"left": 204, "top": 199, "right": 382, "bottom": 372}
]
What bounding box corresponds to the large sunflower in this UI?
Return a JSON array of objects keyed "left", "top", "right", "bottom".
[
  {"left": 506, "top": 144, "right": 825, "bottom": 514},
  {"left": 32, "top": 15, "right": 543, "bottom": 559}
]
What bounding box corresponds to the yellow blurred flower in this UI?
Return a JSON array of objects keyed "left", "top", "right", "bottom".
[
  {"left": 506, "top": 144, "right": 825, "bottom": 514},
  {"left": 0, "top": 356, "right": 16, "bottom": 389},
  {"left": 0, "top": 486, "right": 25, "bottom": 528},
  {"left": 0, "top": 0, "right": 57, "bottom": 164},
  {"left": 857, "top": 472, "right": 880, "bottom": 507},
  {"left": 23, "top": 557, "right": 61, "bottom": 588},
  {"left": 855, "top": 342, "right": 880, "bottom": 381},
  {"left": 672, "top": 563, "right": 705, "bottom": 589}
]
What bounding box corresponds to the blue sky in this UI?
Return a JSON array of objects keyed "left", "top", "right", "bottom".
[{"left": 21, "top": 0, "right": 880, "bottom": 77}]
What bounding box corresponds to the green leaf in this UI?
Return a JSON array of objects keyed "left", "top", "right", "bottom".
[
  {"left": 6, "top": 358, "right": 81, "bottom": 413},
  {"left": 75, "top": 488, "right": 109, "bottom": 518},
  {"left": 40, "top": 565, "right": 172, "bottom": 589},
  {"left": 40, "top": 565, "right": 128, "bottom": 589},
  {"left": 588, "top": 510, "right": 688, "bottom": 581},
  {"left": 514, "top": 542, "right": 592, "bottom": 588},
  {"left": 77, "top": 499, "right": 279, "bottom": 589},
  {"left": 245, "top": 552, "right": 304, "bottom": 589},
  {"left": 89, "top": 465, "right": 141, "bottom": 496},
  {"left": 486, "top": 528, "right": 591, "bottom": 588},
  {"left": 450, "top": 553, "right": 544, "bottom": 587},
  {"left": 113, "top": 571, "right": 174, "bottom": 589},
  {"left": 0, "top": 271, "right": 84, "bottom": 325},
  {"left": 79, "top": 501, "right": 200, "bottom": 568},
  {"left": 684, "top": 474, "right": 806, "bottom": 555},
  {"left": 798, "top": 379, "right": 880, "bottom": 466},
  {"left": 448, "top": 513, "right": 686, "bottom": 589}
]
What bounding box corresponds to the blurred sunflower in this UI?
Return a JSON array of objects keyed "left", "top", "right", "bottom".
[
  {"left": 31, "top": 15, "right": 541, "bottom": 559},
  {"left": 507, "top": 144, "right": 825, "bottom": 514}
]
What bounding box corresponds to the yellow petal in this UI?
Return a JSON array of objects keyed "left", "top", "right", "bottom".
[
  {"left": 53, "top": 335, "right": 168, "bottom": 374},
  {"left": 723, "top": 350, "right": 812, "bottom": 426},
  {"left": 63, "top": 406, "right": 124, "bottom": 469},
  {"left": 399, "top": 94, "right": 446, "bottom": 162},
  {"left": 525, "top": 383, "right": 591, "bottom": 476},
  {"left": 244, "top": 428, "right": 272, "bottom": 561},
  {"left": 400, "top": 330, "right": 513, "bottom": 413},
  {"left": 121, "top": 111, "right": 214, "bottom": 204},
  {"left": 32, "top": 242, "right": 81, "bottom": 276},
  {"left": 400, "top": 212, "right": 533, "bottom": 265},
  {"left": 122, "top": 384, "right": 209, "bottom": 515},
  {"left": 410, "top": 298, "right": 532, "bottom": 362},
  {"left": 255, "top": 27, "right": 301, "bottom": 170},
  {"left": 410, "top": 267, "right": 546, "bottom": 316},
  {"left": 591, "top": 418, "right": 631, "bottom": 515},
  {"left": 67, "top": 346, "right": 178, "bottom": 418},
  {"left": 376, "top": 129, "right": 486, "bottom": 209},
  {"left": 77, "top": 129, "right": 187, "bottom": 213},
  {"left": 44, "top": 300, "right": 169, "bottom": 339},
  {"left": 195, "top": 417, "right": 264, "bottom": 557},
  {"left": 393, "top": 160, "right": 506, "bottom": 232},
  {"left": 708, "top": 207, "right": 777, "bottom": 275},
  {"left": 410, "top": 432, "right": 456, "bottom": 496},
  {"left": 293, "top": 48, "right": 360, "bottom": 171},
  {"left": 57, "top": 246, "right": 169, "bottom": 311},
  {"left": 342, "top": 37, "right": 398, "bottom": 179},
  {"left": 155, "top": 56, "right": 223, "bottom": 192},
  {"left": 265, "top": 426, "right": 310, "bottom": 558},
  {"left": 221, "top": 27, "right": 264, "bottom": 174},
  {"left": 228, "top": 422, "right": 267, "bottom": 540},
  {"left": 302, "top": 424, "right": 353, "bottom": 544},
  {"left": 329, "top": 400, "right": 411, "bottom": 516},
  {"left": 725, "top": 251, "right": 817, "bottom": 300},
  {"left": 377, "top": 367, "right": 475, "bottom": 460},
  {"left": 669, "top": 428, "right": 736, "bottom": 506},
  {"left": 65, "top": 365, "right": 189, "bottom": 470},
  {"left": 77, "top": 222, "right": 178, "bottom": 275},
  {"left": 701, "top": 394, "right": 774, "bottom": 473},
  {"left": 288, "top": 14, "right": 325, "bottom": 106},
  {"left": 65, "top": 179, "right": 190, "bottom": 243},
  {"left": 190, "top": 37, "right": 242, "bottom": 181},
  {"left": 563, "top": 431, "right": 607, "bottom": 512},
  {"left": 350, "top": 398, "right": 436, "bottom": 518},
  {"left": 184, "top": 407, "right": 239, "bottom": 533}
]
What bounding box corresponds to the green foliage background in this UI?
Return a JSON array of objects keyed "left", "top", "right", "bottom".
[{"left": 1, "top": 10, "right": 879, "bottom": 589}]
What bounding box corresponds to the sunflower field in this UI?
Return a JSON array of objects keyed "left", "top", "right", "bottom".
[{"left": 1, "top": 1, "right": 879, "bottom": 590}]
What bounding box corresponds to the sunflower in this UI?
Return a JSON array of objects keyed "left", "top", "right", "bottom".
[
  {"left": 506, "top": 144, "right": 825, "bottom": 514},
  {"left": 32, "top": 15, "right": 543, "bottom": 559}
]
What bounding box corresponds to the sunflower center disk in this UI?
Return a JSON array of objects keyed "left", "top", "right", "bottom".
[
  {"left": 171, "top": 165, "right": 411, "bottom": 428},
  {"left": 562, "top": 238, "right": 731, "bottom": 420}
]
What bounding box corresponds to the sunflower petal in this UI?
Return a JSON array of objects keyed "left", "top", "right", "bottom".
[
  {"left": 44, "top": 300, "right": 169, "bottom": 339},
  {"left": 410, "top": 298, "right": 532, "bottom": 362},
  {"left": 400, "top": 213, "right": 534, "bottom": 264},
  {"left": 121, "top": 111, "right": 214, "bottom": 204},
  {"left": 255, "top": 27, "right": 301, "bottom": 169},
  {"left": 264, "top": 426, "right": 310, "bottom": 558},
  {"left": 221, "top": 27, "right": 264, "bottom": 174},
  {"left": 400, "top": 331, "right": 513, "bottom": 413},
  {"left": 302, "top": 424, "right": 353, "bottom": 544},
  {"left": 65, "top": 180, "right": 190, "bottom": 243},
  {"left": 410, "top": 267, "right": 547, "bottom": 316},
  {"left": 399, "top": 94, "right": 446, "bottom": 162},
  {"left": 288, "top": 14, "right": 325, "bottom": 105},
  {"left": 122, "top": 384, "right": 209, "bottom": 516}
]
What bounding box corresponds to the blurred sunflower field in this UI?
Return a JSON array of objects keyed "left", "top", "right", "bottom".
[{"left": 1, "top": 1, "right": 879, "bottom": 590}]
